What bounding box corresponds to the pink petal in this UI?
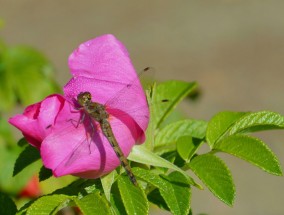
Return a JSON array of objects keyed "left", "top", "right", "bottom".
[
  {"left": 68, "top": 34, "right": 137, "bottom": 84},
  {"left": 8, "top": 94, "right": 65, "bottom": 148}
]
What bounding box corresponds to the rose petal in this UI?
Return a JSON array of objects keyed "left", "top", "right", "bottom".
[
  {"left": 68, "top": 34, "right": 137, "bottom": 85},
  {"left": 8, "top": 94, "right": 65, "bottom": 148}
]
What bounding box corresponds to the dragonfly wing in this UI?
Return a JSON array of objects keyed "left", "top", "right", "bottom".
[
  {"left": 41, "top": 116, "right": 104, "bottom": 177},
  {"left": 64, "top": 76, "right": 131, "bottom": 107},
  {"left": 105, "top": 74, "right": 149, "bottom": 143},
  {"left": 107, "top": 107, "right": 148, "bottom": 143},
  {"left": 64, "top": 75, "right": 149, "bottom": 134}
]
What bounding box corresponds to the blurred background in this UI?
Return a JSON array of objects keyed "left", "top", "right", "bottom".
[{"left": 1, "top": 1, "right": 283, "bottom": 214}]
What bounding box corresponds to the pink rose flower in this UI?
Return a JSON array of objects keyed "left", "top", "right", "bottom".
[{"left": 9, "top": 34, "right": 149, "bottom": 179}]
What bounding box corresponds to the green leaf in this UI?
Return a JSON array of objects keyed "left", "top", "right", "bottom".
[
  {"left": 0, "top": 115, "right": 15, "bottom": 146},
  {"left": 143, "top": 85, "right": 156, "bottom": 150},
  {"left": 39, "top": 165, "right": 53, "bottom": 181},
  {"left": 155, "top": 119, "right": 207, "bottom": 154},
  {"left": 74, "top": 192, "right": 112, "bottom": 215},
  {"left": 13, "top": 145, "right": 40, "bottom": 176},
  {"left": 189, "top": 154, "right": 235, "bottom": 206},
  {"left": 0, "top": 192, "right": 17, "bottom": 215},
  {"left": 229, "top": 111, "right": 284, "bottom": 135},
  {"left": 0, "top": 46, "right": 15, "bottom": 111},
  {"left": 133, "top": 168, "right": 191, "bottom": 215},
  {"left": 52, "top": 179, "right": 96, "bottom": 196},
  {"left": 206, "top": 111, "right": 247, "bottom": 148},
  {"left": 26, "top": 194, "right": 72, "bottom": 215},
  {"left": 147, "top": 188, "right": 169, "bottom": 211},
  {"left": 2, "top": 46, "right": 60, "bottom": 106},
  {"left": 117, "top": 175, "right": 149, "bottom": 215},
  {"left": 17, "top": 138, "right": 29, "bottom": 147},
  {"left": 177, "top": 136, "right": 202, "bottom": 162},
  {"left": 101, "top": 170, "right": 117, "bottom": 201},
  {"left": 0, "top": 144, "right": 39, "bottom": 194},
  {"left": 152, "top": 81, "right": 197, "bottom": 129},
  {"left": 110, "top": 182, "right": 127, "bottom": 215},
  {"left": 160, "top": 172, "right": 191, "bottom": 215},
  {"left": 128, "top": 145, "right": 202, "bottom": 188},
  {"left": 17, "top": 198, "right": 39, "bottom": 215},
  {"left": 214, "top": 134, "right": 282, "bottom": 175}
]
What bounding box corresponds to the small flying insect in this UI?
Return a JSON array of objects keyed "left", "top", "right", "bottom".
[
  {"left": 77, "top": 91, "right": 139, "bottom": 185},
  {"left": 73, "top": 67, "right": 161, "bottom": 185}
]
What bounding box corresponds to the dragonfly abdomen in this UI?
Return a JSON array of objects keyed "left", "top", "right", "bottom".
[{"left": 100, "top": 120, "right": 138, "bottom": 186}]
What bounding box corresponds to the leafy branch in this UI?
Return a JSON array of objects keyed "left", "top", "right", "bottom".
[{"left": 4, "top": 80, "right": 283, "bottom": 215}]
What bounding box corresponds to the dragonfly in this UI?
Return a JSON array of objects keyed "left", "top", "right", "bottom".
[
  {"left": 76, "top": 91, "right": 138, "bottom": 185},
  {"left": 67, "top": 67, "right": 155, "bottom": 186}
]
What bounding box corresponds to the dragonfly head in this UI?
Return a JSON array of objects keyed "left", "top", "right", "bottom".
[{"left": 77, "top": 92, "right": 92, "bottom": 106}]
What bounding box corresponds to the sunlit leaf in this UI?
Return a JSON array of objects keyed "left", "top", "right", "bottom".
[
  {"left": 160, "top": 172, "right": 191, "bottom": 215},
  {"left": 144, "top": 84, "right": 158, "bottom": 150},
  {"left": 229, "top": 111, "right": 284, "bottom": 135},
  {"left": 117, "top": 175, "right": 149, "bottom": 215},
  {"left": 152, "top": 81, "right": 197, "bottom": 129},
  {"left": 155, "top": 119, "right": 207, "bottom": 154},
  {"left": 134, "top": 168, "right": 191, "bottom": 215},
  {"left": 214, "top": 134, "right": 282, "bottom": 175},
  {"left": 189, "top": 154, "right": 235, "bottom": 206},
  {"left": 129, "top": 145, "right": 202, "bottom": 188},
  {"left": 206, "top": 111, "right": 247, "bottom": 148},
  {"left": 26, "top": 194, "right": 73, "bottom": 215},
  {"left": 177, "top": 136, "right": 202, "bottom": 162},
  {"left": 74, "top": 192, "right": 112, "bottom": 215},
  {"left": 101, "top": 170, "right": 117, "bottom": 201}
]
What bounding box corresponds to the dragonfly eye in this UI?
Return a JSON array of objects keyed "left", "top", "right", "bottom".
[
  {"left": 85, "top": 92, "right": 92, "bottom": 101},
  {"left": 77, "top": 92, "right": 92, "bottom": 105}
]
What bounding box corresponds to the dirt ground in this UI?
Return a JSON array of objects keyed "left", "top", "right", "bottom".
[{"left": 1, "top": 1, "right": 284, "bottom": 214}]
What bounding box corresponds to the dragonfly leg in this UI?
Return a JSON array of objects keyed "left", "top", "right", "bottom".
[
  {"left": 85, "top": 118, "right": 97, "bottom": 154},
  {"left": 66, "top": 112, "right": 85, "bottom": 128}
]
